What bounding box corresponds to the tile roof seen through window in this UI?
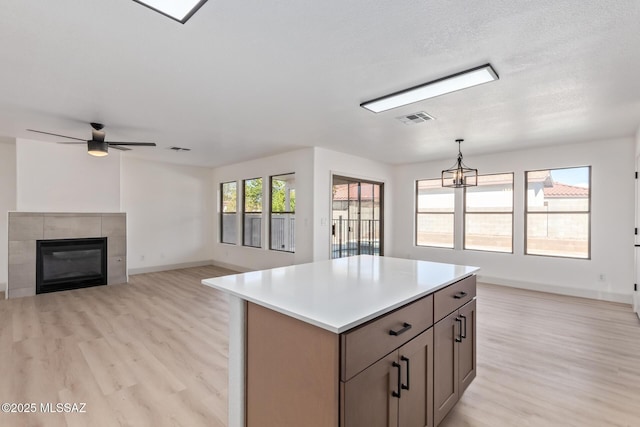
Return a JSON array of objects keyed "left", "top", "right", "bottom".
[
  {"left": 332, "top": 184, "right": 380, "bottom": 201},
  {"left": 543, "top": 182, "right": 589, "bottom": 198}
]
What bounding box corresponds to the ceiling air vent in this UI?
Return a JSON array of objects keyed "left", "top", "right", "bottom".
[
  {"left": 396, "top": 111, "right": 435, "bottom": 125},
  {"left": 169, "top": 146, "right": 191, "bottom": 152}
]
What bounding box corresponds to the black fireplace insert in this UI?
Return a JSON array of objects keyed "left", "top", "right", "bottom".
[{"left": 36, "top": 237, "right": 108, "bottom": 294}]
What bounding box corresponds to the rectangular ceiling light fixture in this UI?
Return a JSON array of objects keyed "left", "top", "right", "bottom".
[
  {"left": 361, "top": 64, "right": 499, "bottom": 113},
  {"left": 132, "top": 0, "right": 208, "bottom": 23}
]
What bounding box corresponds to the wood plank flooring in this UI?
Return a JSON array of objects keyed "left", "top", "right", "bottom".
[
  {"left": 0, "top": 268, "right": 639, "bottom": 426},
  {"left": 440, "top": 283, "right": 640, "bottom": 427},
  {"left": 0, "top": 266, "right": 234, "bottom": 427}
]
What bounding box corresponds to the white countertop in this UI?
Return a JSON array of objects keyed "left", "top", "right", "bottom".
[{"left": 202, "top": 255, "right": 479, "bottom": 333}]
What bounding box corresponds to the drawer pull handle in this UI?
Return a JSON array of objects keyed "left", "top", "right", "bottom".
[
  {"left": 453, "top": 291, "right": 468, "bottom": 299},
  {"left": 455, "top": 317, "right": 463, "bottom": 342},
  {"left": 400, "top": 356, "right": 410, "bottom": 391},
  {"left": 389, "top": 322, "right": 412, "bottom": 336},
  {"left": 392, "top": 361, "right": 402, "bottom": 398}
]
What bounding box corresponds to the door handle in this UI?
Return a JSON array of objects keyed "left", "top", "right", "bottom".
[
  {"left": 389, "top": 322, "right": 412, "bottom": 336},
  {"left": 331, "top": 224, "right": 335, "bottom": 236},
  {"left": 392, "top": 361, "right": 402, "bottom": 398},
  {"left": 460, "top": 314, "right": 467, "bottom": 339},
  {"left": 400, "top": 356, "right": 410, "bottom": 391},
  {"left": 455, "top": 317, "right": 462, "bottom": 342}
]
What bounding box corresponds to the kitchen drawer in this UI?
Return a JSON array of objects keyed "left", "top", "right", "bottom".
[
  {"left": 433, "top": 275, "right": 476, "bottom": 322},
  {"left": 340, "top": 294, "right": 433, "bottom": 381}
]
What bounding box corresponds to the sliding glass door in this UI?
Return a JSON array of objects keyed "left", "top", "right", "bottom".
[{"left": 331, "top": 176, "right": 383, "bottom": 258}]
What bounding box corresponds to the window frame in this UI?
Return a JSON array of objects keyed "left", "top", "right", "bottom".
[
  {"left": 463, "top": 172, "right": 514, "bottom": 254},
  {"left": 242, "top": 177, "right": 263, "bottom": 248},
  {"left": 415, "top": 178, "right": 455, "bottom": 249},
  {"left": 220, "top": 181, "right": 238, "bottom": 245},
  {"left": 269, "top": 172, "right": 296, "bottom": 253},
  {"left": 524, "top": 166, "right": 592, "bottom": 259}
]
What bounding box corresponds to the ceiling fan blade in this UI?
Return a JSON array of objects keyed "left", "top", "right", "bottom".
[
  {"left": 107, "top": 142, "right": 156, "bottom": 146},
  {"left": 110, "top": 145, "right": 132, "bottom": 151},
  {"left": 56, "top": 141, "right": 87, "bottom": 145},
  {"left": 26, "top": 129, "right": 86, "bottom": 141}
]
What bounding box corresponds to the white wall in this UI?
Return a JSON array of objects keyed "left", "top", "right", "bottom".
[
  {"left": 16, "top": 139, "right": 120, "bottom": 212},
  {"left": 393, "top": 138, "right": 635, "bottom": 303},
  {"left": 121, "top": 156, "right": 214, "bottom": 273},
  {"left": 0, "top": 138, "right": 17, "bottom": 292},
  {"left": 12, "top": 138, "right": 215, "bottom": 277},
  {"left": 313, "top": 147, "right": 394, "bottom": 261},
  {"left": 212, "top": 148, "right": 314, "bottom": 271},
  {"left": 635, "top": 127, "right": 640, "bottom": 314}
]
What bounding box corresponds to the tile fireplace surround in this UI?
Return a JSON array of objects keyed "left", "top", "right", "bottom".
[{"left": 7, "top": 212, "right": 127, "bottom": 299}]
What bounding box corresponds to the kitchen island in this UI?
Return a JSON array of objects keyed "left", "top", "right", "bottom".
[{"left": 202, "top": 255, "right": 479, "bottom": 427}]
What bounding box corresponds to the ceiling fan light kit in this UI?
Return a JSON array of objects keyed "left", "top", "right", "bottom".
[
  {"left": 27, "top": 122, "right": 156, "bottom": 157},
  {"left": 360, "top": 64, "right": 499, "bottom": 113},
  {"left": 88, "top": 140, "right": 109, "bottom": 157}
]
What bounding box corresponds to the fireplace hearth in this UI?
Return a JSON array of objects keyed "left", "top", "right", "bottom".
[{"left": 36, "top": 237, "right": 108, "bottom": 294}]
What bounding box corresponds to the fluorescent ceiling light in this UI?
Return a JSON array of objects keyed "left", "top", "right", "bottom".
[
  {"left": 361, "top": 64, "right": 499, "bottom": 113},
  {"left": 133, "top": 0, "right": 208, "bottom": 23}
]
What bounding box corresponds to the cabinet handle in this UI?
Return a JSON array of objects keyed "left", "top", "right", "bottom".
[
  {"left": 392, "top": 361, "right": 402, "bottom": 398},
  {"left": 389, "top": 322, "right": 412, "bottom": 336},
  {"left": 455, "top": 317, "right": 463, "bottom": 342},
  {"left": 453, "top": 291, "right": 468, "bottom": 299},
  {"left": 400, "top": 356, "right": 410, "bottom": 391},
  {"left": 460, "top": 314, "right": 467, "bottom": 339}
]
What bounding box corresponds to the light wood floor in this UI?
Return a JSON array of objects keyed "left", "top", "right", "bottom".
[
  {"left": 441, "top": 284, "right": 640, "bottom": 427},
  {"left": 0, "top": 266, "right": 234, "bottom": 427},
  {"left": 1, "top": 268, "right": 639, "bottom": 426}
]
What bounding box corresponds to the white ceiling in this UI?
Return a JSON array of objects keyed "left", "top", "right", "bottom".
[{"left": 1, "top": 1, "right": 639, "bottom": 168}]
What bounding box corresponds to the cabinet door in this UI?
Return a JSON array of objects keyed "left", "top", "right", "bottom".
[
  {"left": 342, "top": 352, "right": 399, "bottom": 427},
  {"left": 458, "top": 299, "right": 476, "bottom": 394},
  {"left": 433, "top": 311, "right": 460, "bottom": 426},
  {"left": 398, "top": 328, "right": 434, "bottom": 427}
]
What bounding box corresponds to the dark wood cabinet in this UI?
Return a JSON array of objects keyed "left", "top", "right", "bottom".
[
  {"left": 458, "top": 299, "right": 477, "bottom": 394},
  {"left": 434, "top": 299, "right": 476, "bottom": 426},
  {"left": 246, "top": 274, "right": 476, "bottom": 427},
  {"left": 397, "top": 328, "right": 434, "bottom": 427},
  {"left": 341, "top": 328, "right": 434, "bottom": 427},
  {"left": 341, "top": 353, "right": 398, "bottom": 427},
  {"left": 433, "top": 310, "right": 459, "bottom": 425}
]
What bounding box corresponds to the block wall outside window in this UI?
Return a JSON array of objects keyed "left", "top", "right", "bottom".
[
  {"left": 270, "top": 173, "right": 296, "bottom": 253},
  {"left": 464, "top": 173, "right": 514, "bottom": 253},
  {"left": 525, "top": 166, "right": 591, "bottom": 259},
  {"left": 220, "top": 181, "right": 237, "bottom": 244},
  {"left": 416, "top": 178, "right": 454, "bottom": 248}
]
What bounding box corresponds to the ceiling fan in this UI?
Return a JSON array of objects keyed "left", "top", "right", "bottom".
[{"left": 27, "top": 122, "right": 156, "bottom": 157}]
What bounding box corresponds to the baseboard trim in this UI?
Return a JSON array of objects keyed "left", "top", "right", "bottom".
[
  {"left": 210, "top": 260, "right": 254, "bottom": 273},
  {"left": 478, "top": 275, "right": 632, "bottom": 305},
  {"left": 128, "top": 260, "right": 216, "bottom": 276}
]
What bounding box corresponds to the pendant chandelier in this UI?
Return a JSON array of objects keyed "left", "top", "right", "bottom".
[{"left": 441, "top": 139, "right": 478, "bottom": 188}]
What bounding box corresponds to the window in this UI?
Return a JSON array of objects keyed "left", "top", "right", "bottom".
[
  {"left": 270, "top": 173, "right": 296, "bottom": 252},
  {"left": 243, "top": 178, "right": 263, "bottom": 248},
  {"left": 464, "top": 173, "right": 513, "bottom": 253},
  {"left": 416, "top": 178, "right": 455, "bottom": 248},
  {"left": 220, "top": 181, "right": 237, "bottom": 244},
  {"left": 525, "top": 167, "right": 590, "bottom": 259}
]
